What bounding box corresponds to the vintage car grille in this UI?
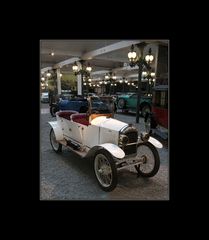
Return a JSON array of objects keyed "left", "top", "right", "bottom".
[
  {"left": 124, "top": 144, "right": 137, "bottom": 155},
  {"left": 120, "top": 125, "right": 138, "bottom": 155},
  {"left": 125, "top": 131, "right": 138, "bottom": 143}
]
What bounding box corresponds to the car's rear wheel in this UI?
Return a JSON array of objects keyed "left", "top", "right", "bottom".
[
  {"left": 50, "top": 128, "right": 62, "bottom": 153},
  {"left": 94, "top": 149, "right": 117, "bottom": 191}
]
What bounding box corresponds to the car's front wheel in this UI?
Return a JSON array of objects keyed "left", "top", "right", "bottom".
[
  {"left": 136, "top": 142, "right": 160, "bottom": 177},
  {"left": 50, "top": 128, "right": 62, "bottom": 153},
  {"left": 94, "top": 149, "right": 117, "bottom": 191}
]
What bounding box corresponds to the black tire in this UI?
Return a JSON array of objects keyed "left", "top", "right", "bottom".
[
  {"left": 136, "top": 142, "right": 160, "bottom": 177},
  {"left": 50, "top": 105, "right": 59, "bottom": 117},
  {"left": 93, "top": 149, "right": 117, "bottom": 191},
  {"left": 118, "top": 98, "right": 126, "bottom": 109},
  {"left": 141, "top": 104, "right": 151, "bottom": 118},
  {"left": 49, "top": 128, "right": 62, "bottom": 153}
]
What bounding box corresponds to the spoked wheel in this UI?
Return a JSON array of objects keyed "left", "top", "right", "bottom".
[
  {"left": 136, "top": 142, "right": 160, "bottom": 177},
  {"left": 50, "top": 128, "right": 62, "bottom": 153},
  {"left": 118, "top": 98, "right": 126, "bottom": 109},
  {"left": 94, "top": 149, "right": 117, "bottom": 192}
]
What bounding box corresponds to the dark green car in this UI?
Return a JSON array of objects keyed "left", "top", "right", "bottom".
[{"left": 117, "top": 93, "right": 152, "bottom": 117}]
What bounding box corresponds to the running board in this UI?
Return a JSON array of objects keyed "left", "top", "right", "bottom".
[{"left": 58, "top": 140, "right": 88, "bottom": 158}]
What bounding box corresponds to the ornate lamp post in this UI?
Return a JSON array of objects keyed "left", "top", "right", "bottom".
[
  {"left": 72, "top": 60, "right": 92, "bottom": 96},
  {"left": 142, "top": 70, "right": 156, "bottom": 95},
  {"left": 105, "top": 72, "right": 116, "bottom": 95},
  {"left": 128, "top": 43, "right": 154, "bottom": 123},
  {"left": 147, "top": 71, "right": 155, "bottom": 95}
]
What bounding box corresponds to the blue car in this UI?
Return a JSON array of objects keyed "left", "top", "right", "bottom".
[
  {"left": 50, "top": 97, "right": 112, "bottom": 117},
  {"left": 50, "top": 98, "right": 88, "bottom": 117}
]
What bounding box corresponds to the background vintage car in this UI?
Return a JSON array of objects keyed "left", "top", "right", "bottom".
[
  {"left": 41, "top": 92, "right": 49, "bottom": 103},
  {"left": 144, "top": 85, "right": 168, "bottom": 139},
  {"left": 116, "top": 93, "right": 152, "bottom": 117},
  {"left": 50, "top": 96, "right": 116, "bottom": 117},
  {"left": 50, "top": 98, "right": 88, "bottom": 117},
  {"left": 151, "top": 85, "right": 168, "bottom": 128}
]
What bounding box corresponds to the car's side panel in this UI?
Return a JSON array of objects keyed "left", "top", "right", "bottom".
[
  {"left": 48, "top": 121, "right": 64, "bottom": 141},
  {"left": 60, "top": 118, "right": 100, "bottom": 147},
  {"left": 81, "top": 125, "right": 100, "bottom": 148},
  {"left": 99, "top": 127, "right": 119, "bottom": 145},
  {"left": 61, "top": 119, "right": 84, "bottom": 144}
]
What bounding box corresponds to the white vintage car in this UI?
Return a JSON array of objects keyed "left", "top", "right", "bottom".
[{"left": 49, "top": 97, "right": 162, "bottom": 191}]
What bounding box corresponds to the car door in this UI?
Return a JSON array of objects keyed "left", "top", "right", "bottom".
[{"left": 60, "top": 118, "right": 83, "bottom": 144}]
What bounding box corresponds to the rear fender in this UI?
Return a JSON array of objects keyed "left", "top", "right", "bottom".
[{"left": 48, "top": 121, "right": 64, "bottom": 141}]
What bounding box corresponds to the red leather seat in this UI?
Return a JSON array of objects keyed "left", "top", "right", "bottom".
[
  {"left": 57, "top": 111, "right": 78, "bottom": 120},
  {"left": 71, "top": 113, "right": 90, "bottom": 126}
]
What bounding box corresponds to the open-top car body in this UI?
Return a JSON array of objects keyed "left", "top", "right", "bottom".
[{"left": 48, "top": 96, "right": 162, "bottom": 191}]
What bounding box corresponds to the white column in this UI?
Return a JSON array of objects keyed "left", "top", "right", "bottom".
[
  {"left": 56, "top": 68, "right": 61, "bottom": 95},
  {"left": 77, "top": 75, "right": 82, "bottom": 95},
  {"left": 76, "top": 61, "right": 82, "bottom": 96},
  {"left": 154, "top": 44, "right": 159, "bottom": 81}
]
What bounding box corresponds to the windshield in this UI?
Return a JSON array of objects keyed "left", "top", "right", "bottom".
[{"left": 89, "top": 97, "right": 113, "bottom": 114}]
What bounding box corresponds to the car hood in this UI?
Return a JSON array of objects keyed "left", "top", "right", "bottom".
[{"left": 91, "top": 116, "right": 128, "bottom": 132}]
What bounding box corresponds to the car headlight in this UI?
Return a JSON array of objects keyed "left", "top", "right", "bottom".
[
  {"left": 119, "top": 134, "right": 129, "bottom": 145},
  {"left": 140, "top": 132, "right": 150, "bottom": 142}
]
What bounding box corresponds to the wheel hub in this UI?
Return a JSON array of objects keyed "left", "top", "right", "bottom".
[
  {"left": 141, "top": 155, "right": 147, "bottom": 164},
  {"left": 99, "top": 165, "right": 111, "bottom": 175}
]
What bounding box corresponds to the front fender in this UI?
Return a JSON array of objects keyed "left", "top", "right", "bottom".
[
  {"left": 86, "top": 143, "right": 125, "bottom": 159},
  {"left": 148, "top": 136, "right": 163, "bottom": 148},
  {"left": 48, "top": 121, "right": 64, "bottom": 141},
  {"left": 99, "top": 143, "right": 125, "bottom": 159}
]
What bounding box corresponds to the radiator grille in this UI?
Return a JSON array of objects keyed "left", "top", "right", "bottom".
[
  {"left": 121, "top": 125, "right": 138, "bottom": 155},
  {"left": 125, "top": 131, "right": 138, "bottom": 143},
  {"left": 124, "top": 144, "right": 137, "bottom": 155}
]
